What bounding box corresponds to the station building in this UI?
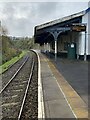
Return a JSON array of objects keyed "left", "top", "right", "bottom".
[{"left": 34, "top": 4, "right": 90, "bottom": 61}]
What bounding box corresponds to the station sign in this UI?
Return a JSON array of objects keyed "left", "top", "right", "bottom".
[{"left": 71, "top": 24, "right": 86, "bottom": 32}]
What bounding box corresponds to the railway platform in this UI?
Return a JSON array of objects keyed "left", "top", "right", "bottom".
[{"left": 37, "top": 51, "right": 88, "bottom": 119}]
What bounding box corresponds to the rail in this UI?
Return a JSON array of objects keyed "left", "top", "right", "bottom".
[
  {"left": 0, "top": 56, "right": 29, "bottom": 94},
  {"left": 18, "top": 59, "right": 35, "bottom": 120}
]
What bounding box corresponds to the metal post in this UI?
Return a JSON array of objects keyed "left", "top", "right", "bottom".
[
  {"left": 49, "top": 43, "right": 50, "bottom": 52},
  {"left": 44, "top": 43, "right": 45, "bottom": 52},
  {"left": 48, "top": 30, "right": 62, "bottom": 62},
  {"left": 77, "top": 54, "right": 79, "bottom": 60},
  {"left": 47, "top": 43, "right": 48, "bottom": 52},
  {"left": 55, "top": 40, "right": 57, "bottom": 61},
  {"left": 84, "top": 31, "right": 87, "bottom": 61}
]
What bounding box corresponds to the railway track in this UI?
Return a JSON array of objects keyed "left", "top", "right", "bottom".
[
  {"left": 1, "top": 51, "right": 38, "bottom": 119},
  {"left": 1, "top": 54, "right": 29, "bottom": 89},
  {"left": 0, "top": 56, "right": 29, "bottom": 94}
]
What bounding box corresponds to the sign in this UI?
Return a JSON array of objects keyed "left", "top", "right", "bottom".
[
  {"left": 71, "top": 25, "right": 86, "bottom": 32},
  {"left": 71, "top": 44, "right": 74, "bottom": 48},
  {"left": 48, "top": 27, "right": 71, "bottom": 32}
]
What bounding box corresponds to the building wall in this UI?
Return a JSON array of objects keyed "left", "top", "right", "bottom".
[
  {"left": 88, "top": 7, "right": 90, "bottom": 55},
  {"left": 57, "top": 34, "right": 70, "bottom": 52},
  {"left": 57, "top": 31, "right": 80, "bottom": 55},
  {"left": 89, "top": 1, "right": 90, "bottom": 7},
  {"left": 72, "top": 32, "right": 80, "bottom": 55},
  {"left": 81, "top": 10, "right": 90, "bottom": 55}
]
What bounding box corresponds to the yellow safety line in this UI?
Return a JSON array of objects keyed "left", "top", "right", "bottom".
[{"left": 44, "top": 56, "right": 88, "bottom": 119}]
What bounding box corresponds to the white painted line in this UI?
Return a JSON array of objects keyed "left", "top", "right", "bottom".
[
  {"left": 32, "top": 50, "right": 45, "bottom": 119},
  {"left": 54, "top": 76, "right": 77, "bottom": 118},
  {"left": 44, "top": 56, "right": 77, "bottom": 118},
  {"left": 45, "top": 55, "right": 77, "bottom": 118}
]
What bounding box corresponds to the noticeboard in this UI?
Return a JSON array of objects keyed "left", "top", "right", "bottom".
[{"left": 71, "top": 25, "right": 86, "bottom": 32}]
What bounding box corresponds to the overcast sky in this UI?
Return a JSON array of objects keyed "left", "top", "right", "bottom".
[{"left": 0, "top": 2, "right": 89, "bottom": 37}]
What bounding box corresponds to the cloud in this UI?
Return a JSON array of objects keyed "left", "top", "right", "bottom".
[
  {"left": 0, "top": 2, "right": 88, "bottom": 37},
  {"left": 36, "top": 2, "right": 58, "bottom": 16}
]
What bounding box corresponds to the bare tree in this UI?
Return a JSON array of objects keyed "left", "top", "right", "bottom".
[
  {"left": 0, "top": 21, "right": 8, "bottom": 36},
  {"left": 1, "top": 26, "right": 8, "bottom": 36}
]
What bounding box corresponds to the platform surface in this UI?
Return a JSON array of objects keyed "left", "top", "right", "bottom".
[
  {"left": 38, "top": 52, "right": 88, "bottom": 119},
  {"left": 39, "top": 53, "right": 75, "bottom": 118}
]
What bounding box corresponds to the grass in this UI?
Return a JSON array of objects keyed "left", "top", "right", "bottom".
[
  {"left": 0, "top": 51, "right": 27, "bottom": 74},
  {"left": 0, "top": 53, "right": 2, "bottom": 65}
]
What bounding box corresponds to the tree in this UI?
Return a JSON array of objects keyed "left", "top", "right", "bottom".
[{"left": 1, "top": 26, "right": 8, "bottom": 36}]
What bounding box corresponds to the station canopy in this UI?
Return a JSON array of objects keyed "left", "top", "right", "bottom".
[{"left": 34, "top": 9, "right": 86, "bottom": 45}]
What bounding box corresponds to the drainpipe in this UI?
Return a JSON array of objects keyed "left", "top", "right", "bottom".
[{"left": 84, "top": 31, "right": 87, "bottom": 61}]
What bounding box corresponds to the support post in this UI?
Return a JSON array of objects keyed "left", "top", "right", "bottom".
[
  {"left": 77, "top": 54, "right": 79, "bottom": 60},
  {"left": 44, "top": 43, "right": 45, "bottom": 52},
  {"left": 49, "top": 43, "right": 50, "bottom": 52},
  {"left": 47, "top": 30, "right": 62, "bottom": 61},
  {"left": 47, "top": 43, "right": 48, "bottom": 52},
  {"left": 55, "top": 40, "right": 57, "bottom": 61},
  {"left": 84, "top": 31, "right": 87, "bottom": 61}
]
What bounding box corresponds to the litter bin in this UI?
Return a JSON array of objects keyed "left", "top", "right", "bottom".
[{"left": 67, "top": 43, "right": 76, "bottom": 59}]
